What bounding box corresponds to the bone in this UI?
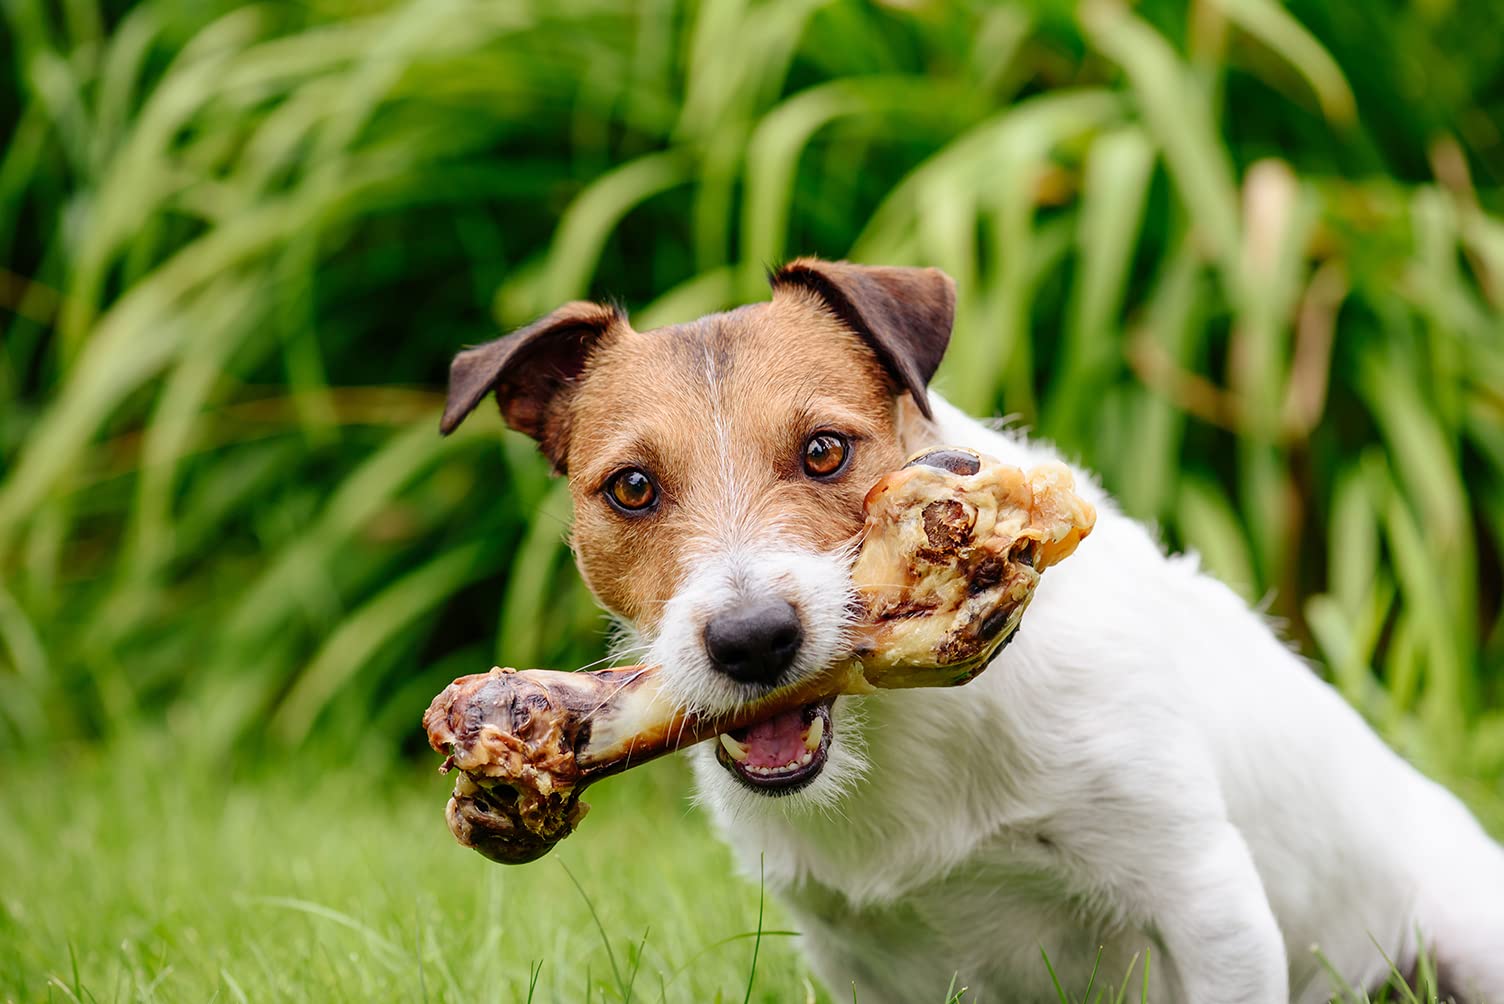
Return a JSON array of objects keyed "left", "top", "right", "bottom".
[
  {"left": 424, "top": 454, "right": 1096, "bottom": 863},
  {"left": 425, "top": 663, "right": 860, "bottom": 864},
  {"left": 847, "top": 453, "right": 1095, "bottom": 687}
]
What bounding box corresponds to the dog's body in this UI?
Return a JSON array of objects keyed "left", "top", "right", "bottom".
[
  {"left": 699, "top": 393, "right": 1504, "bottom": 1002},
  {"left": 443, "top": 260, "right": 1504, "bottom": 1002}
]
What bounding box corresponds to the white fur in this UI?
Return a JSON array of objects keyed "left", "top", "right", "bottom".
[{"left": 663, "top": 394, "right": 1504, "bottom": 1003}]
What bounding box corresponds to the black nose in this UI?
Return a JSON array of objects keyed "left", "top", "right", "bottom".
[{"left": 703, "top": 600, "right": 804, "bottom": 686}]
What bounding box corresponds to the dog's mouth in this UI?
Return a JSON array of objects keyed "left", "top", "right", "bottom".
[{"left": 713, "top": 698, "right": 833, "bottom": 795}]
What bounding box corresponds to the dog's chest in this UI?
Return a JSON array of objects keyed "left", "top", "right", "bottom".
[{"left": 776, "top": 854, "right": 1168, "bottom": 1004}]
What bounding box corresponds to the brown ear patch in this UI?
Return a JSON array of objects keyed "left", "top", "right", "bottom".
[
  {"left": 440, "top": 301, "right": 626, "bottom": 467},
  {"left": 770, "top": 258, "right": 955, "bottom": 420}
]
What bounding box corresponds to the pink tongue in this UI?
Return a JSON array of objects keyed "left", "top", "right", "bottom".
[{"left": 740, "top": 708, "right": 807, "bottom": 768}]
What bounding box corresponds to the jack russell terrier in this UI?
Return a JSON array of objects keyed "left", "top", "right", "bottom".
[{"left": 440, "top": 259, "right": 1504, "bottom": 1003}]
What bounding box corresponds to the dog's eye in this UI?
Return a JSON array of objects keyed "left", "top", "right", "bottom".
[
  {"left": 605, "top": 468, "right": 657, "bottom": 513},
  {"left": 803, "top": 433, "right": 850, "bottom": 479}
]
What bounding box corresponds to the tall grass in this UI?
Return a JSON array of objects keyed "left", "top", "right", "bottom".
[{"left": 2, "top": 0, "right": 1502, "bottom": 810}]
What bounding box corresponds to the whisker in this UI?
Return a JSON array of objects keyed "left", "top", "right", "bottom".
[
  {"left": 671, "top": 711, "right": 693, "bottom": 752},
  {"left": 530, "top": 506, "right": 573, "bottom": 534},
  {"left": 577, "top": 670, "right": 654, "bottom": 725},
  {"left": 570, "top": 648, "right": 649, "bottom": 674}
]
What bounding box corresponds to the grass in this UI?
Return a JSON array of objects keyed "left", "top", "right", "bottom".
[
  {"left": 1, "top": 740, "right": 1460, "bottom": 1004},
  {"left": 0, "top": 739, "right": 823, "bottom": 1004}
]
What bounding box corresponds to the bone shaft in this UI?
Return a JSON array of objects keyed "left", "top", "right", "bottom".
[{"left": 566, "top": 662, "right": 863, "bottom": 777}]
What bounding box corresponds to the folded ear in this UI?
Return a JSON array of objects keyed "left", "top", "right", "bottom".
[
  {"left": 441, "top": 301, "right": 624, "bottom": 466},
  {"left": 770, "top": 258, "right": 955, "bottom": 420}
]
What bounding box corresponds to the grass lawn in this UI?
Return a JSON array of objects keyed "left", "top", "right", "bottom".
[
  {"left": 0, "top": 737, "right": 824, "bottom": 1004},
  {"left": 2, "top": 733, "right": 1490, "bottom": 1004}
]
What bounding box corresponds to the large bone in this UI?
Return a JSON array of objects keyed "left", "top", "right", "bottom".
[{"left": 424, "top": 452, "right": 1096, "bottom": 863}]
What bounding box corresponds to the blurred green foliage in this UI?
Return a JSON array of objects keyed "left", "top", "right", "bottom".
[{"left": 2, "top": 0, "right": 1503, "bottom": 804}]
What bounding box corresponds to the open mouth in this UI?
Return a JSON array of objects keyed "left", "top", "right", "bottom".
[{"left": 714, "top": 698, "right": 833, "bottom": 795}]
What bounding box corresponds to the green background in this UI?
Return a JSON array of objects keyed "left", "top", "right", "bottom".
[{"left": 2, "top": 0, "right": 1503, "bottom": 1000}]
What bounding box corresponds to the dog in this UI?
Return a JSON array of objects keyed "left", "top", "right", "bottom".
[{"left": 440, "top": 259, "right": 1504, "bottom": 1003}]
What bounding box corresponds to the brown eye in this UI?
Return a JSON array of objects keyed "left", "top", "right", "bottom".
[
  {"left": 606, "top": 468, "right": 657, "bottom": 513},
  {"left": 803, "top": 433, "right": 849, "bottom": 479}
]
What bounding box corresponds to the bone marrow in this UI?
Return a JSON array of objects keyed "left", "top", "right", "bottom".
[
  {"left": 848, "top": 452, "right": 1095, "bottom": 688},
  {"left": 424, "top": 452, "right": 1095, "bottom": 863}
]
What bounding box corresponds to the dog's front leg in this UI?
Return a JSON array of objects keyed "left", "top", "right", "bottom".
[{"left": 1133, "top": 821, "right": 1288, "bottom": 1003}]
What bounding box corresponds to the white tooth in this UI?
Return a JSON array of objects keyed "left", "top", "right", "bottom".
[
  {"left": 720, "top": 734, "right": 748, "bottom": 762},
  {"left": 804, "top": 715, "right": 824, "bottom": 751}
]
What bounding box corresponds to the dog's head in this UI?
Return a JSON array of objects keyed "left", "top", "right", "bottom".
[{"left": 441, "top": 259, "right": 954, "bottom": 810}]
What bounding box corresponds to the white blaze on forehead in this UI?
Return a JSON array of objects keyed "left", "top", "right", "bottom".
[
  {"left": 703, "top": 337, "right": 735, "bottom": 499},
  {"left": 696, "top": 334, "right": 768, "bottom": 550}
]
